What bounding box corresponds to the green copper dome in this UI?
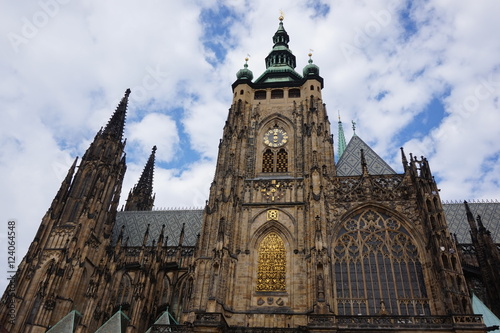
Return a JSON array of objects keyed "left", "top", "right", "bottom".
[
  {"left": 303, "top": 54, "right": 320, "bottom": 77},
  {"left": 236, "top": 58, "right": 253, "bottom": 81}
]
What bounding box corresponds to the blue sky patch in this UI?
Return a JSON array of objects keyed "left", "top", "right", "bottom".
[
  {"left": 199, "top": 5, "right": 241, "bottom": 66},
  {"left": 375, "top": 90, "right": 388, "bottom": 101},
  {"left": 307, "top": 0, "right": 330, "bottom": 19},
  {"left": 396, "top": 97, "right": 446, "bottom": 145},
  {"left": 398, "top": 1, "right": 418, "bottom": 41}
]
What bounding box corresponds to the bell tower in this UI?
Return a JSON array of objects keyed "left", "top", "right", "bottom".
[{"left": 188, "top": 16, "right": 336, "bottom": 328}]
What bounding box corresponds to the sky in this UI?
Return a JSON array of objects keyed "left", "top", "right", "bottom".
[{"left": 0, "top": 0, "right": 499, "bottom": 293}]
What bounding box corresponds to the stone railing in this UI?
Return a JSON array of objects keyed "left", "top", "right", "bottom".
[
  {"left": 150, "top": 314, "right": 484, "bottom": 332},
  {"left": 308, "top": 314, "right": 484, "bottom": 329}
]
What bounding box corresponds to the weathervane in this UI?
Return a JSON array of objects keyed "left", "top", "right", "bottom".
[
  {"left": 279, "top": 10, "right": 285, "bottom": 21},
  {"left": 352, "top": 120, "right": 357, "bottom": 135}
]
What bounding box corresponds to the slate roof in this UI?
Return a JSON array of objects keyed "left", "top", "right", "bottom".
[
  {"left": 114, "top": 202, "right": 499, "bottom": 247},
  {"left": 336, "top": 135, "right": 396, "bottom": 176},
  {"left": 113, "top": 210, "right": 203, "bottom": 247},
  {"left": 443, "top": 201, "right": 500, "bottom": 243}
]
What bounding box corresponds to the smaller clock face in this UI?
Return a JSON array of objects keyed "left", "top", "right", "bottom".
[{"left": 264, "top": 128, "right": 288, "bottom": 147}]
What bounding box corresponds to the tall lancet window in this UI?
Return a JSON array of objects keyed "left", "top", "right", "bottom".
[
  {"left": 257, "top": 232, "right": 286, "bottom": 292},
  {"left": 117, "top": 273, "right": 132, "bottom": 306},
  {"left": 333, "top": 210, "right": 430, "bottom": 316}
]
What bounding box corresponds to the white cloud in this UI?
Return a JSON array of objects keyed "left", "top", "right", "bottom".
[{"left": 126, "top": 112, "right": 179, "bottom": 163}]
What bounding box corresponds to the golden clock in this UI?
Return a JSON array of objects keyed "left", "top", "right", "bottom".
[{"left": 264, "top": 128, "right": 288, "bottom": 147}]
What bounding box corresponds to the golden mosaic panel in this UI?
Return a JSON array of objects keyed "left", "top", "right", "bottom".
[{"left": 257, "top": 232, "right": 286, "bottom": 292}]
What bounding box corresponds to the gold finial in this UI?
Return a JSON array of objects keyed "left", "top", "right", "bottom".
[
  {"left": 245, "top": 57, "right": 249, "bottom": 62},
  {"left": 308, "top": 53, "right": 313, "bottom": 57},
  {"left": 279, "top": 10, "right": 284, "bottom": 21}
]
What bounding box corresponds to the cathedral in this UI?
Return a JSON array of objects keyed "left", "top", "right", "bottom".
[{"left": 1, "top": 17, "right": 499, "bottom": 333}]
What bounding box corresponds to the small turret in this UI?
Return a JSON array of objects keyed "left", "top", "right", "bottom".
[
  {"left": 236, "top": 58, "right": 253, "bottom": 81},
  {"left": 303, "top": 53, "right": 320, "bottom": 77}
]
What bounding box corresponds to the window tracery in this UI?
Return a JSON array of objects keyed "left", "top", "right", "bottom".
[
  {"left": 257, "top": 232, "right": 286, "bottom": 292},
  {"left": 333, "top": 209, "right": 429, "bottom": 316}
]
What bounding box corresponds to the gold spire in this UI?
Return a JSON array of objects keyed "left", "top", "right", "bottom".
[{"left": 279, "top": 10, "right": 285, "bottom": 21}]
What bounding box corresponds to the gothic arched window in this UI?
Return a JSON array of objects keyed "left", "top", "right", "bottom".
[
  {"left": 333, "top": 210, "right": 430, "bottom": 316},
  {"left": 160, "top": 276, "right": 169, "bottom": 306},
  {"left": 117, "top": 273, "right": 132, "bottom": 306},
  {"left": 257, "top": 232, "right": 286, "bottom": 292},
  {"left": 276, "top": 149, "right": 288, "bottom": 172},
  {"left": 262, "top": 149, "right": 274, "bottom": 173}
]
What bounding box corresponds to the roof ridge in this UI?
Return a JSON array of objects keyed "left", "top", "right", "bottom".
[{"left": 442, "top": 199, "right": 500, "bottom": 204}]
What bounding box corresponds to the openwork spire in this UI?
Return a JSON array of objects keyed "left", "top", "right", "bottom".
[
  {"left": 102, "top": 89, "right": 130, "bottom": 141},
  {"left": 124, "top": 146, "right": 156, "bottom": 211}
]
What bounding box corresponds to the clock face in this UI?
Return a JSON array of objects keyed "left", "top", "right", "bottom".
[{"left": 264, "top": 128, "right": 288, "bottom": 147}]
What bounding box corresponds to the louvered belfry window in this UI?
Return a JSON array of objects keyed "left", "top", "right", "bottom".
[
  {"left": 262, "top": 149, "right": 288, "bottom": 173},
  {"left": 262, "top": 149, "right": 274, "bottom": 172},
  {"left": 276, "top": 149, "right": 288, "bottom": 172}
]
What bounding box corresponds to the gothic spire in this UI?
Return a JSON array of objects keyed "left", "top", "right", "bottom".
[
  {"left": 48, "top": 157, "right": 78, "bottom": 219},
  {"left": 124, "top": 146, "right": 157, "bottom": 211},
  {"left": 337, "top": 112, "right": 347, "bottom": 161},
  {"left": 102, "top": 88, "right": 130, "bottom": 141},
  {"left": 464, "top": 201, "right": 478, "bottom": 234},
  {"left": 400, "top": 147, "right": 408, "bottom": 172}
]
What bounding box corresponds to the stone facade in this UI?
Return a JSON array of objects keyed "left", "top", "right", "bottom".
[{"left": 0, "top": 19, "right": 497, "bottom": 333}]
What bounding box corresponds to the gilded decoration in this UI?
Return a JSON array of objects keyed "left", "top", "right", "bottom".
[
  {"left": 260, "top": 179, "right": 285, "bottom": 202},
  {"left": 333, "top": 209, "right": 429, "bottom": 316},
  {"left": 257, "top": 232, "right": 286, "bottom": 292},
  {"left": 267, "top": 209, "right": 279, "bottom": 221}
]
